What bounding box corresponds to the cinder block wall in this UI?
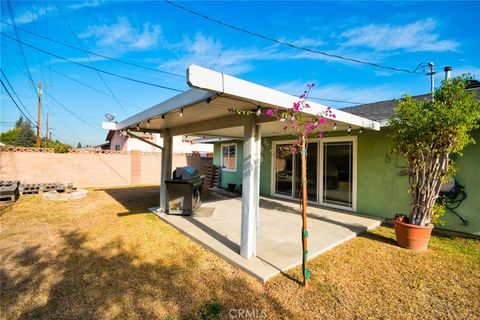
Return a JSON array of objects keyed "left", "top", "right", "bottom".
[{"left": 0, "top": 150, "right": 212, "bottom": 187}]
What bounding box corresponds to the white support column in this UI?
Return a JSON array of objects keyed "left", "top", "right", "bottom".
[
  {"left": 160, "top": 131, "right": 173, "bottom": 212},
  {"left": 241, "top": 119, "right": 261, "bottom": 259}
]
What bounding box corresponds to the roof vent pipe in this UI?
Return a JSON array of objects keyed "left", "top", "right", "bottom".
[{"left": 444, "top": 66, "right": 452, "bottom": 81}]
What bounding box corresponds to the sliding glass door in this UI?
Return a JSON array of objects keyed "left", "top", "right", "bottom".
[
  {"left": 274, "top": 144, "right": 294, "bottom": 197},
  {"left": 273, "top": 137, "right": 356, "bottom": 210},
  {"left": 274, "top": 142, "right": 318, "bottom": 202},
  {"left": 320, "top": 140, "right": 355, "bottom": 209},
  {"left": 295, "top": 143, "right": 318, "bottom": 202}
]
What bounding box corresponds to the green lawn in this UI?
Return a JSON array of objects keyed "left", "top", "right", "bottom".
[{"left": 1, "top": 186, "right": 479, "bottom": 319}]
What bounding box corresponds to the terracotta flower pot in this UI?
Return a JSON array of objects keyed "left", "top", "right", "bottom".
[{"left": 394, "top": 220, "right": 434, "bottom": 251}]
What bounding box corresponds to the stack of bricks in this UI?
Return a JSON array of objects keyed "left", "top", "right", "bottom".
[{"left": 0, "top": 181, "right": 20, "bottom": 202}]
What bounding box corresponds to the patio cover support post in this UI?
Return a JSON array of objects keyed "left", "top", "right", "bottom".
[
  {"left": 160, "top": 130, "right": 173, "bottom": 212},
  {"left": 240, "top": 119, "right": 261, "bottom": 259}
]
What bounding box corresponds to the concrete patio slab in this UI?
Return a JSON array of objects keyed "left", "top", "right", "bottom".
[{"left": 151, "top": 196, "right": 383, "bottom": 282}]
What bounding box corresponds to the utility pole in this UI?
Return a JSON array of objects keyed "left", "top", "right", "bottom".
[
  {"left": 45, "top": 113, "right": 49, "bottom": 147},
  {"left": 36, "top": 83, "right": 43, "bottom": 148}
]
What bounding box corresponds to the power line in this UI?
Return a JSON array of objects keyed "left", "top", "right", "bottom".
[
  {"left": 164, "top": 0, "right": 421, "bottom": 75},
  {"left": 44, "top": 1, "right": 54, "bottom": 90},
  {"left": 30, "top": 0, "right": 47, "bottom": 85},
  {"left": 1, "top": 46, "right": 31, "bottom": 79},
  {"left": 43, "top": 90, "right": 104, "bottom": 132},
  {"left": 1, "top": 26, "right": 367, "bottom": 108},
  {"left": 1, "top": 79, "right": 37, "bottom": 127},
  {"left": 5, "top": 0, "right": 48, "bottom": 129},
  {"left": 2, "top": 44, "right": 104, "bottom": 139},
  {"left": 51, "top": 68, "right": 144, "bottom": 109},
  {"left": 5, "top": 0, "right": 37, "bottom": 93},
  {"left": 1, "top": 32, "right": 185, "bottom": 93},
  {"left": 308, "top": 96, "right": 364, "bottom": 105},
  {"left": 29, "top": 1, "right": 49, "bottom": 127},
  {"left": 1, "top": 69, "right": 37, "bottom": 120},
  {"left": 54, "top": 2, "right": 129, "bottom": 116},
  {"left": 47, "top": 115, "right": 85, "bottom": 143},
  {"left": 0, "top": 20, "right": 185, "bottom": 78}
]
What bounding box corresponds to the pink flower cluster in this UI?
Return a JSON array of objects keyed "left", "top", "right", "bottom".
[
  {"left": 324, "top": 107, "right": 336, "bottom": 119},
  {"left": 265, "top": 83, "right": 336, "bottom": 155}
]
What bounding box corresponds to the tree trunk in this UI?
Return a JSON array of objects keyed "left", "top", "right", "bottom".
[
  {"left": 408, "top": 154, "right": 449, "bottom": 226},
  {"left": 300, "top": 135, "right": 309, "bottom": 287}
]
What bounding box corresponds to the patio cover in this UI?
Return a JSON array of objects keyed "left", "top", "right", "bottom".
[
  {"left": 102, "top": 64, "right": 380, "bottom": 137},
  {"left": 102, "top": 65, "right": 380, "bottom": 260}
]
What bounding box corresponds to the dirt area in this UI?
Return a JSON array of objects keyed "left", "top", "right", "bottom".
[{"left": 1, "top": 186, "right": 479, "bottom": 319}]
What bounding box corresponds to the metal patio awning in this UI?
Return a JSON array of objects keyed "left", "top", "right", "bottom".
[{"left": 102, "top": 65, "right": 380, "bottom": 138}]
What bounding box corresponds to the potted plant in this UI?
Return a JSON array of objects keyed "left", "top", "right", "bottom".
[{"left": 389, "top": 76, "right": 480, "bottom": 250}]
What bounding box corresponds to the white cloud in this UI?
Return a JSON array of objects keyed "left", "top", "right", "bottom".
[
  {"left": 157, "top": 33, "right": 385, "bottom": 76},
  {"left": 69, "top": 1, "right": 104, "bottom": 10},
  {"left": 50, "top": 55, "right": 108, "bottom": 65},
  {"left": 79, "top": 17, "right": 162, "bottom": 53},
  {"left": 278, "top": 37, "right": 325, "bottom": 48},
  {"left": 12, "top": 1, "right": 104, "bottom": 25},
  {"left": 374, "top": 70, "right": 393, "bottom": 77},
  {"left": 341, "top": 18, "right": 459, "bottom": 52},
  {"left": 159, "top": 33, "right": 279, "bottom": 75},
  {"left": 14, "top": 5, "right": 55, "bottom": 25}
]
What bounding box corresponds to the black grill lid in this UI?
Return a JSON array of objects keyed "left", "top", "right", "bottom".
[{"left": 173, "top": 166, "right": 200, "bottom": 180}]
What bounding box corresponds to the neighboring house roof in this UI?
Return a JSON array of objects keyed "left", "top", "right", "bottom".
[
  {"left": 96, "top": 142, "right": 110, "bottom": 149},
  {"left": 342, "top": 94, "right": 430, "bottom": 123},
  {"left": 106, "top": 130, "right": 115, "bottom": 142},
  {"left": 343, "top": 83, "right": 480, "bottom": 125}
]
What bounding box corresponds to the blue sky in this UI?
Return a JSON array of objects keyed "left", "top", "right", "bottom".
[{"left": 1, "top": 0, "right": 479, "bottom": 146}]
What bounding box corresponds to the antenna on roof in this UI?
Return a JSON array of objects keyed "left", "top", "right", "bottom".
[
  {"left": 105, "top": 113, "right": 116, "bottom": 122},
  {"left": 427, "top": 62, "right": 435, "bottom": 98},
  {"left": 415, "top": 62, "right": 436, "bottom": 98}
]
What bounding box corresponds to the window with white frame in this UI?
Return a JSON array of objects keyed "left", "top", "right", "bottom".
[
  {"left": 221, "top": 143, "right": 236, "bottom": 171},
  {"left": 115, "top": 145, "right": 121, "bottom": 151}
]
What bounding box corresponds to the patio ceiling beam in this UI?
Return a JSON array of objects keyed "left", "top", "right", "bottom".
[
  {"left": 168, "top": 114, "right": 276, "bottom": 136},
  {"left": 125, "top": 130, "right": 163, "bottom": 150},
  {"left": 187, "top": 64, "right": 381, "bottom": 131},
  {"left": 102, "top": 89, "right": 216, "bottom": 131}
]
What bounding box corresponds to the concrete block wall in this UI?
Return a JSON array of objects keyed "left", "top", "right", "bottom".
[{"left": 0, "top": 150, "right": 212, "bottom": 187}]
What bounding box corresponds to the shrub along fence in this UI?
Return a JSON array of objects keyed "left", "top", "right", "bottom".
[{"left": 0, "top": 147, "right": 213, "bottom": 187}]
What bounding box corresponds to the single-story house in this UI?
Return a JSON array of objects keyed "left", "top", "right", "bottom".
[
  {"left": 210, "top": 84, "right": 479, "bottom": 237},
  {"left": 103, "top": 65, "right": 479, "bottom": 262}
]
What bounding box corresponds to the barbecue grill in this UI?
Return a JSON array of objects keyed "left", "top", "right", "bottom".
[{"left": 165, "top": 167, "right": 203, "bottom": 215}]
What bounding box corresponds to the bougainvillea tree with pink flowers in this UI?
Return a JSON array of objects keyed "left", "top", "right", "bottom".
[{"left": 231, "top": 84, "right": 336, "bottom": 286}]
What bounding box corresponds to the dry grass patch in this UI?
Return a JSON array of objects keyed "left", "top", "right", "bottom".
[{"left": 1, "top": 185, "right": 479, "bottom": 319}]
